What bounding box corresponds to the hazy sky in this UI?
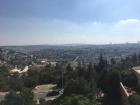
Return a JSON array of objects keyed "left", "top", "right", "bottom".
[{"left": 0, "top": 0, "right": 140, "bottom": 45}]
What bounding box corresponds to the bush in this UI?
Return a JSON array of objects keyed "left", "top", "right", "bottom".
[
  {"left": 1, "top": 89, "right": 35, "bottom": 105},
  {"left": 59, "top": 94, "right": 100, "bottom": 105},
  {"left": 129, "top": 95, "right": 140, "bottom": 105},
  {"left": 122, "top": 71, "right": 137, "bottom": 87}
]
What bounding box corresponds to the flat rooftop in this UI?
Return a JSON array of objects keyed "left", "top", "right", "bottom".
[{"left": 132, "top": 66, "right": 140, "bottom": 73}]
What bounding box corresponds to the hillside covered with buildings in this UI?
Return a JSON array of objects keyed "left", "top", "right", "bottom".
[{"left": 0, "top": 44, "right": 140, "bottom": 105}]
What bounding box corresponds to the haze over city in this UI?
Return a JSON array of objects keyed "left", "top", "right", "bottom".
[
  {"left": 0, "top": 0, "right": 140, "bottom": 45},
  {"left": 2, "top": 1, "right": 140, "bottom": 105}
]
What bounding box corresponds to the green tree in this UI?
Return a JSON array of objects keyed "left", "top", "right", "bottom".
[
  {"left": 99, "top": 70, "right": 121, "bottom": 105},
  {"left": 131, "top": 53, "right": 137, "bottom": 66},
  {"left": 64, "top": 78, "right": 97, "bottom": 99},
  {"left": 96, "top": 54, "right": 107, "bottom": 73},
  {"left": 0, "top": 66, "right": 9, "bottom": 91},
  {"left": 121, "top": 71, "right": 137, "bottom": 87},
  {"left": 110, "top": 58, "right": 116, "bottom": 65},
  {"left": 99, "top": 70, "right": 121, "bottom": 96},
  {"left": 24, "top": 70, "right": 39, "bottom": 87},
  {"left": 59, "top": 95, "right": 100, "bottom": 105},
  {"left": 8, "top": 74, "right": 24, "bottom": 91},
  {"left": 1, "top": 89, "right": 35, "bottom": 105},
  {"left": 129, "top": 95, "right": 140, "bottom": 105},
  {"left": 66, "top": 64, "right": 73, "bottom": 73}
]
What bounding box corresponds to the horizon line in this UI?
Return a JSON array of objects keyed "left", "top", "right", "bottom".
[{"left": 0, "top": 42, "right": 140, "bottom": 47}]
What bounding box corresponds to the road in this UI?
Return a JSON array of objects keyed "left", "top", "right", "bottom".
[{"left": 73, "top": 56, "right": 79, "bottom": 62}]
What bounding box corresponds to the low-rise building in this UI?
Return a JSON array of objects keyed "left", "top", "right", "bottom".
[{"left": 10, "top": 66, "right": 29, "bottom": 74}]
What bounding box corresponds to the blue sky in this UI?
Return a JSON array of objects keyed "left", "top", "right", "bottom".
[{"left": 0, "top": 0, "right": 140, "bottom": 45}]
